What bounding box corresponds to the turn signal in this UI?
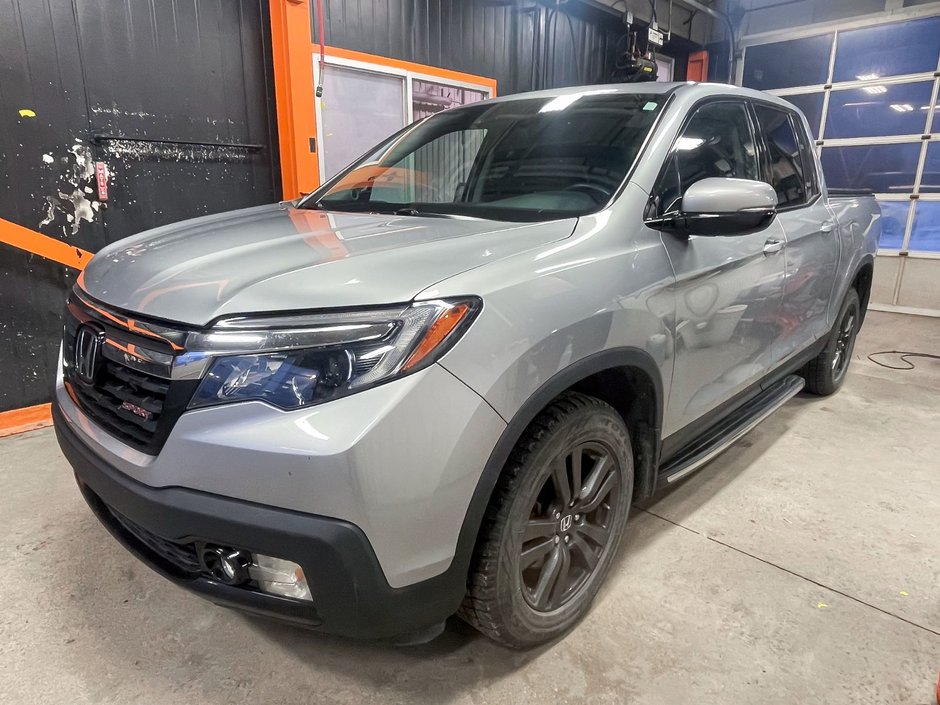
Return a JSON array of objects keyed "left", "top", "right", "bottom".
[{"left": 402, "top": 302, "right": 472, "bottom": 371}]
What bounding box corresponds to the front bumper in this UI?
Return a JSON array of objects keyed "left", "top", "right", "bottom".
[
  {"left": 55, "top": 360, "right": 506, "bottom": 588},
  {"left": 54, "top": 403, "right": 468, "bottom": 638}
]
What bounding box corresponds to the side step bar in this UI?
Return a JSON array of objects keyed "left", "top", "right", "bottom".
[{"left": 660, "top": 374, "right": 805, "bottom": 485}]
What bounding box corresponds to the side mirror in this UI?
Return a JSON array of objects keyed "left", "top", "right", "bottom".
[{"left": 646, "top": 177, "right": 778, "bottom": 237}]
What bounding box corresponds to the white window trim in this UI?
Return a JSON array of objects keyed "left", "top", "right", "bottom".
[
  {"left": 737, "top": 3, "right": 940, "bottom": 48},
  {"left": 311, "top": 54, "right": 494, "bottom": 184}
]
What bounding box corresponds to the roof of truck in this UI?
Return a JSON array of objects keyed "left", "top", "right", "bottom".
[
  {"left": 488, "top": 82, "right": 786, "bottom": 105},
  {"left": 484, "top": 82, "right": 802, "bottom": 120}
]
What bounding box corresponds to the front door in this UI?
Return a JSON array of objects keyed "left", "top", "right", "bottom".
[{"left": 652, "top": 100, "right": 788, "bottom": 438}]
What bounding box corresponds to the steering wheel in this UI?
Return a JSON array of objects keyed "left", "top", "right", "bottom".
[{"left": 564, "top": 183, "right": 611, "bottom": 204}]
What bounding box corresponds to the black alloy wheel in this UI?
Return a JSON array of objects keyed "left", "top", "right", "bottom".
[
  {"left": 520, "top": 441, "right": 623, "bottom": 612},
  {"left": 803, "top": 287, "right": 861, "bottom": 396},
  {"left": 830, "top": 307, "right": 856, "bottom": 382},
  {"left": 460, "top": 392, "right": 634, "bottom": 648}
]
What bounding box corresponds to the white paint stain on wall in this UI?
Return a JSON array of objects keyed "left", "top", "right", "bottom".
[
  {"left": 37, "top": 141, "right": 102, "bottom": 235},
  {"left": 91, "top": 105, "right": 156, "bottom": 119},
  {"left": 102, "top": 139, "right": 250, "bottom": 163},
  {"left": 69, "top": 142, "right": 95, "bottom": 181}
]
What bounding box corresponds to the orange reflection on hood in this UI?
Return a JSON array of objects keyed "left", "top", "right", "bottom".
[{"left": 288, "top": 209, "right": 348, "bottom": 261}]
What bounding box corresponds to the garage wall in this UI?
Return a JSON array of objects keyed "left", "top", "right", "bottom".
[
  {"left": 733, "top": 1, "right": 940, "bottom": 314},
  {"left": 314, "top": 0, "right": 622, "bottom": 94},
  {"left": 0, "top": 0, "right": 279, "bottom": 414},
  {"left": 313, "top": 0, "right": 705, "bottom": 95},
  {"left": 592, "top": 0, "right": 714, "bottom": 45}
]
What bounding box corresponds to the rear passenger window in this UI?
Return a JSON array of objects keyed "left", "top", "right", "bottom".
[
  {"left": 652, "top": 101, "right": 759, "bottom": 216},
  {"left": 754, "top": 105, "right": 808, "bottom": 208}
]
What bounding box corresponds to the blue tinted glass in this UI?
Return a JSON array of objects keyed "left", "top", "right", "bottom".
[
  {"left": 908, "top": 201, "right": 940, "bottom": 252},
  {"left": 783, "top": 93, "right": 824, "bottom": 138},
  {"left": 743, "top": 35, "right": 833, "bottom": 90},
  {"left": 921, "top": 143, "right": 940, "bottom": 193},
  {"left": 825, "top": 82, "right": 932, "bottom": 138},
  {"left": 876, "top": 200, "right": 910, "bottom": 250},
  {"left": 833, "top": 17, "right": 940, "bottom": 83},
  {"left": 821, "top": 143, "right": 921, "bottom": 193}
]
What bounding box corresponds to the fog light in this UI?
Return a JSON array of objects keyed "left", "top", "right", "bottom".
[
  {"left": 248, "top": 555, "right": 312, "bottom": 602},
  {"left": 201, "top": 546, "right": 251, "bottom": 586}
]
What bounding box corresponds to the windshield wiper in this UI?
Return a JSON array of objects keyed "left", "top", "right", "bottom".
[
  {"left": 393, "top": 206, "right": 453, "bottom": 217},
  {"left": 305, "top": 201, "right": 452, "bottom": 217}
]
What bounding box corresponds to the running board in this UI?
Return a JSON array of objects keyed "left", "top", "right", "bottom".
[{"left": 660, "top": 374, "right": 805, "bottom": 485}]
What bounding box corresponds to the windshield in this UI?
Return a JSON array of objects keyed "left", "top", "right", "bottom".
[{"left": 308, "top": 91, "right": 666, "bottom": 222}]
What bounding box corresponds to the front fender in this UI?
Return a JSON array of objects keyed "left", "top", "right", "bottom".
[{"left": 424, "top": 206, "right": 676, "bottom": 584}]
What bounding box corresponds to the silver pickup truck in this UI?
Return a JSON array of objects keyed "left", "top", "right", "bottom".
[{"left": 54, "top": 82, "right": 879, "bottom": 648}]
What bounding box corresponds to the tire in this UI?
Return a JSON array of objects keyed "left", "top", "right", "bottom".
[
  {"left": 459, "top": 392, "right": 633, "bottom": 649},
  {"left": 802, "top": 288, "right": 861, "bottom": 396}
]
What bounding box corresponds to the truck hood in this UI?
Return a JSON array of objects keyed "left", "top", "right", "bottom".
[{"left": 81, "top": 204, "right": 577, "bottom": 326}]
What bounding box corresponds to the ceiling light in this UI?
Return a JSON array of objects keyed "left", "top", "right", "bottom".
[
  {"left": 540, "top": 94, "right": 582, "bottom": 113},
  {"left": 856, "top": 73, "right": 880, "bottom": 81},
  {"left": 889, "top": 104, "right": 914, "bottom": 112},
  {"left": 862, "top": 85, "right": 887, "bottom": 95},
  {"left": 539, "top": 88, "right": 618, "bottom": 113}
]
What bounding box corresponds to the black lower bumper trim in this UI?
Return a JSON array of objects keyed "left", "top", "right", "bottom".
[{"left": 54, "top": 403, "right": 465, "bottom": 639}]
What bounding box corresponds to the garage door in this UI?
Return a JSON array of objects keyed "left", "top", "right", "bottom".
[{"left": 741, "top": 14, "right": 940, "bottom": 314}]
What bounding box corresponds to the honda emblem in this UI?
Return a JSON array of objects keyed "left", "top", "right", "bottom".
[{"left": 74, "top": 324, "right": 105, "bottom": 383}]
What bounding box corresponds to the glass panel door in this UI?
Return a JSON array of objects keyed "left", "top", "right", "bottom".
[
  {"left": 319, "top": 65, "right": 406, "bottom": 180},
  {"left": 741, "top": 13, "right": 940, "bottom": 312},
  {"left": 411, "top": 79, "right": 486, "bottom": 120}
]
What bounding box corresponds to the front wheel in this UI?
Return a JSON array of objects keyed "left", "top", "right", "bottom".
[
  {"left": 802, "top": 288, "right": 861, "bottom": 396},
  {"left": 460, "top": 392, "right": 633, "bottom": 649}
]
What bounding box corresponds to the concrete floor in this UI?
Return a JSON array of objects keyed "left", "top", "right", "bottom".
[{"left": 1, "top": 311, "right": 938, "bottom": 704}]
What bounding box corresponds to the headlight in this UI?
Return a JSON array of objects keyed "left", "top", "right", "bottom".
[{"left": 186, "top": 297, "right": 480, "bottom": 410}]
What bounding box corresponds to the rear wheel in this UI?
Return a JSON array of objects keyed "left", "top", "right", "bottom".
[
  {"left": 460, "top": 392, "right": 633, "bottom": 649},
  {"left": 802, "top": 288, "right": 860, "bottom": 396}
]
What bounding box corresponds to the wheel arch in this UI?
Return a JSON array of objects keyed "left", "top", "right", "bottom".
[{"left": 449, "top": 347, "right": 664, "bottom": 584}]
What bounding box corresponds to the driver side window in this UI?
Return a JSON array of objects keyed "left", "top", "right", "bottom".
[{"left": 652, "top": 101, "right": 759, "bottom": 216}]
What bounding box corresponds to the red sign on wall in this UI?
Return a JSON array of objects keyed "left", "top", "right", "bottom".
[{"left": 95, "top": 162, "right": 109, "bottom": 202}]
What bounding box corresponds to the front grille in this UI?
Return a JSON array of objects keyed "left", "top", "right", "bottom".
[
  {"left": 70, "top": 360, "right": 168, "bottom": 448},
  {"left": 106, "top": 505, "right": 202, "bottom": 577},
  {"left": 62, "top": 293, "right": 198, "bottom": 454}
]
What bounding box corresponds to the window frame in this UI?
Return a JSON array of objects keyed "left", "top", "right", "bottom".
[
  {"left": 649, "top": 97, "right": 762, "bottom": 218},
  {"left": 748, "top": 98, "right": 821, "bottom": 212},
  {"left": 312, "top": 52, "right": 496, "bottom": 184}
]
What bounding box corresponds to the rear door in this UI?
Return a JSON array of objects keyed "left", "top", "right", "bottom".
[
  {"left": 654, "top": 100, "right": 788, "bottom": 439},
  {"left": 751, "top": 102, "right": 839, "bottom": 361}
]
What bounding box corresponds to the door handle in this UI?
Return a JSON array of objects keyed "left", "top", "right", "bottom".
[
  {"left": 820, "top": 220, "right": 835, "bottom": 233},
  {"left": 763, "top": 238, "right": 784, "bottom": 255}
]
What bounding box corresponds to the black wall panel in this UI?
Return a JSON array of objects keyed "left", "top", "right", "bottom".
[
  {"left": 0, "top": 0, "right": 278, "bottom": 412},
  {"left": 313, "top": 0, "right": 627, "bottom": 95},
  {"left": 1, "top": 0, "right": 100, "bottom": 412}
]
